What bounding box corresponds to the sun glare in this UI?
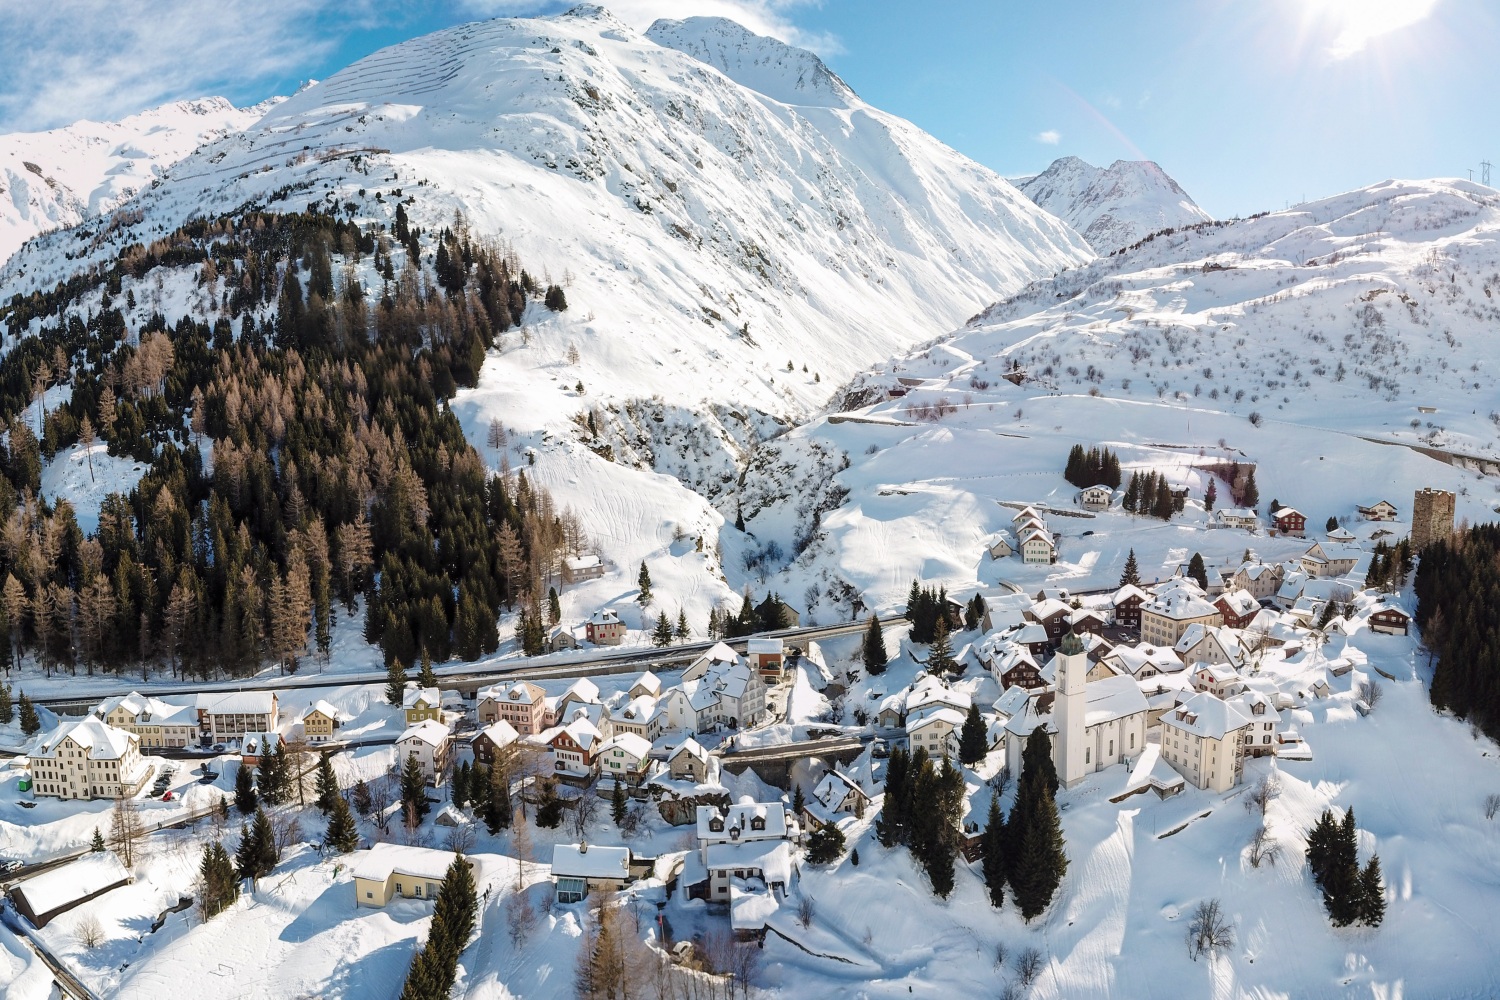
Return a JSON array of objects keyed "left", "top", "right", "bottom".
[{"left": 1306, "top": 0, "right": 1441, "bottom": 59}]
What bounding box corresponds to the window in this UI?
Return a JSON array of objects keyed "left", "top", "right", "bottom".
[
  {"left": 367, "top": 891, "right": 374, "bottom": 899},
  {"left": 1085, "top": 748, "right": 1091, "bottom": 764}
]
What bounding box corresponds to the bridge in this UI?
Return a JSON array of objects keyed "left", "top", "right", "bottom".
[{"left": 715, "top": 735, "right": 869, "bottom": 787}]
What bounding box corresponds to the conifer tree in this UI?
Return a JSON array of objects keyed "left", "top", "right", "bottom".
[
  {"left": 1009, "top": 777, "right": 1067, "bottom": 921},
  {"left": 1123, "top": 472, "right": 1141, "bottom": 513},
  {"left": 199, "top": 840, "right": 239, "bottom": 920},
  {"left": 876, "top": 745, "right": 909, "bottom": 848},
  {"left": 234, "top": 764, "right": 257, "bottom": 815},
  {"left": 793, "top": 783, "right": 806, "bottom": 817},
  {"left": 806, "top": 822, "right": 847, "bottom": 864},
  {"left": 1358, "top": 854, "right": 1386, "bottom": 926},
  {"left": 315, "top": 753, "right": 339, "bottom": 814},
  {"left": 1153, "top": 476, "right": 1176, "bottom": 521},
  {"left": 18, "top": 692, "right": 38, "bottom": 736},
  {"left": 1243, "top": 466, "right": 1260, "bottom": 508},
  {"left": 401, "top": 753, "right": 430, "bottom": 821},
  {"left": 1204, "top": 477, "right": 1218, "bottom": 512},
  {"left": 236, "top": 809, "right": 279, "bottom": 880},
  {"left": 1120, "top": 549, "right": 1141, "bottom": 588},
  {"left": 958, "top": 703, "right": 988, "bottom": 766},
  {"left": 982, "top": 793, "right": 1006, "bottom": 909},
  {"left": 547, "top": 587, "right": 561, "bottom": 626},
  {"left": 452, "top": 761, "right": 470, "bottom": 810},
  {"left": 386, "top": 659, "right": 407, "bottom": 706},
  {"left": 1021, "top": 726, "right": 1059, "bottom": 799},
  {"left": 352, "top": 779, "right": 373, "bottom": 817},
  {"left": 863, "top": 615, "right": 889, "bottom": 675},
  {"left": 91, "top": 827, "right": 106, "bottom": 852},
  {"left": 1187, "top": 552, "right": 1208, "bottom": 590},
  {"left": 651, "top": 611, "right": 673, "bottom": 648},
  {"left": 428, "top": 853, "right": 478, "bottom": 989},
  {"left": 325, "top": 792, "right": 360, "bottom": 853},
  {"left": 636, "top": 562, "right": 652, "bottom": 605},
  {"left": 483, "top": 761, "right": 511, "bottom": 834},
  {"left": 418, "top": 650, "right": 437, "bottom": 689},
  {"left": 611, "top": 779, "right": 628, "bottom": 826},
  {"left": 928, "top": 617, "right": 956, "bottom": 674},
  {"left": 675, "top": 609, "right": 690, "bottom": 642},
  {"left": 0, "top": 682, "right": 10, "bottom": 725}
]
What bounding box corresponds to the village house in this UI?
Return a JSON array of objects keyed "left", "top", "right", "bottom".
[
  {"left": 29, "top": 717, "right": 149, "bottom": 801},
  {"left": 667, "top": 737, "right": 712, "bottom": 782},
  {"left": 546, "top": 625, "right": 585, "bottom": 652},
  {"left": 1019, "top": 525, "right": 1058, "bottom": 564},
  {"left": 609, "top": 695, "right": 661, "bottom": 741},
  {"left": 1230, "top": 562, "right": 1284, "bottom": 601},
  {"left": 1357, "top": 499, "right": 1399, "bottom": 522},
  {"left": 561, "top": 553, "right": 605, "bottom": 584},
  {"left": 597, "top": 732, "right": 655, "bottom": 786},
  {"left": 690, "top": 801, "right": 797, "bottom": 903},
  {"left": 1190, "top": 664, "right": 1246, "bottom": 700},
  {"left": 907, "top": 707, "right": 965, "bottom": 760},
  {"left": 1158, "top": 692, "right": 1253, "bottom": 792},
  {"left": 1077, "top": 484, "right": 1114, "bottom": 510},
  {"left": 1229, "top": 691, "right": 1282, "bottom": 757},
  {"left": 549, "top": 715, "right": 604, "bottom": 776},
  {"left": 628, "top": 671, "right": 663, "bottom": 700},
  {"left": 1368, "top": 605, "right": 1412, "bottom": 636},
  {"left": 554, "top": 678, "right": 603, "bottom": 723},
  {"left": 1272, "top": 506, "right": 1307, "bottom": 537},
  {"left": 1139, "top": 590, "right": 1223, "bottom": 647},
  {"left": 299, "top": 700, "right": 348, "bottom": 744},
  {"left": 96, "top": 692, "right": 197, "bottom": 750},
  {"left": 396, "top": 719, "right": 451, "bottom": 785},
  {"left": 987, "top": 531, "right": 1016, "bottom": 560},
  {"left": 1327, "top": 525, "right": 1356, "bottom": 543},
  {"left": 746, "top": 637, "right": 786, "bottom": 679},
  {"left": 1102, "top": 642, "right": 1184, "bottom": 681},
  {"left": 471, "top": 719, "right": 520, "bottom": 767},
  {"left": 1176, "top": 624, "right": 1246, "bottom": 672},
  {"left": 1214, "top": 588, "right": 1260, "bottom": 629},
  {"left": 240, "top": 731, "right": 283, "bottom": 768},
  {"left": 585, "top": 608, "right": 627, "bottom": 646},
  {"left": 676, "top": 642, "right": 768, "bottom": 730},
  {"left": 551, "top": 843, "right": 634, "bottom": 903},
  {"left": 478, "top": 681, "right": 547, "bottom": 734},
  {"left": 800, "top": 769, "right": 871, "bottom": 830},
  {"left": 196, "top": 691, "right": 279, "bottom": 744},
  {"left": 402, "top": 686, "right": 442, "bottom": 726},
  {"left": 1211, "top": 508, "right": 1259, "bottom": 531},
  {"left": 985, "top": 643, "right": 1045, "bottom": 691},
  {"left": 1299, "top": 541, "right": 1360, "bottom": 579},
  {"left": 353, "top": 844, "right": 471, "bottom": 907},
  {"left": 1025, "top": 598, "right": 1075, "bottom": 644},
  {"left": 1111, "top": 584, "right": 1149, "bottom": 628}
]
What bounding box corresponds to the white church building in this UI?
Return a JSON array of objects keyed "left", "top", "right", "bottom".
[{"left": 1002, "top": 630, "right": 1150, "bottom": 787}]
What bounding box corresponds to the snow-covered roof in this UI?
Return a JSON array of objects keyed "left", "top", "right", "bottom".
[
  {"left": 562, "top": 677, "right": 601, "bottom": 706},
  {"left": 1273, "top": 506, "right": 1302, "bottom": 519},
  {"left": 12, "top": 853, "right": 131, "bottom": 918},
  {"left": 1113, "top": 584, "right": 1149, "bottom": 605},
  {"left": 403, "top": 686, "right": 441, "bottom": 710},
  {"left": 351, "top": 844, "right": 456, "bottom": 883},
  {"left": 551, "top": 843, "right": 631, "bottom": 880},
  {"left": 588, "top": 608, "right": 622, "bottom": 626},
  {"left": 476, "top": 719, "right": 519, "bottom": 748},
  {"left": 746, "top": 637, "right": 784, "bottom": 654},
  {"left": 198, "top": 691, "right": 276, "bottom": 715},
  {"left": 599, "top": 732, "right": 653, "bottom": 761},
  {"left": 1217, "top": 589, "right": 1259, "bottom": 618},
  {"left": 697, "top": 801, "right": 790, "bottom": 842},
  {"left": 559, "top": 716, "right": 604, "bottom": 752},
  {"left": 240, "top": 731, "right": 281, "bottom": 756},
  {"left": 36, "top": 717, "right": 137, "bottom": 761},
  {"left": 1083, "top": 675, "right": 1150, "bottom": 726},
  {"left": 1142, "top": 592, "right": 1219, "bottom": 621},
  {"left": 304, "top": 699, "right": 349, "bottom": 722},
  {"left": 614, "top": 694, "right": 659, "bottom": 724},
  {"left": 1030, "top": 597, "right": 1072, "bottom": 620},
  {"left": 1161, "top": 691, "right": 1253, "bottom": 740},
  {"left": 630, "top": 670, "right": 662, "bottom": 696},
  {"left": 729, "top": 878, "right": 779, "bottom": 930},
  {"left": 908, "top": 707, "right": 965, "bottom": 732},
  {"left": 564, "top": 553, "right": 602, "bottom": 570},
  {"left": 479, "top": 681, "right": 544, "bottom": 705},
  {"left": 668, "top": 737, "right": 709, "bottom": 763},
  {"left": 398, "top": 719, "right": 450, "bottom": 748},
  {"left": 1105, "top": 643, "right": 1184, "bottom": 676},
  {"left": 705, "top": 840, "right": 792, "bottom": 886}
]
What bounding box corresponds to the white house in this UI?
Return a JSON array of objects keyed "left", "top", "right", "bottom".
[
  {"left": 801, "top": 769, "right": 871, "bottom": 829},
  {"left": 597, "top": 732, "right": 654, "bottom": 785},
  {"left": 551, "top": 843, "right": 633, "bottom": 903},
  {"left": 1139, "top": 591, "right": 1222, "bottom": 647},
  {"left": 95, "top": 693, "right": 197, "bottom": 750},
  {"left": 694, "top": 801, "right": 797, "bottom": 903},
  {"left": 1212, "top": 508, "right": 1259, "bottom": 530},
  {"left": 1078, "top": 485, "right": 1114, "bottom": 510},
  {"left": 907, "top": 708, "right": 964, "bottom": 760},
  {"left": 196, "top": 691, "right": 279, "bottom": 743},
  {"left": 1158, "top": 692, "right": 1253, "bottom": 792},
  {"left": 29, "top": 718, "right": 149, "bottom": 801},
  {"left": 987, "top": 530, "right": 1016, "bottom": 560},
  {"left": 1019, "top": 525, "right": 1057, "bottom": 564},
  {"left": 1357, "top": 500, "right": 1398, "bottom": 522},
  {"left": 396, "top": 719, "right": 451, "bottom": 785}
]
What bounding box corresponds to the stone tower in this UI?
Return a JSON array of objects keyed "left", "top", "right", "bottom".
[
  {"left": 1412, "top": 488, "right": 1456, "bottom": 551},
  {"left": 1053, "top": 628, "right": 1089, "bottom": 789}
]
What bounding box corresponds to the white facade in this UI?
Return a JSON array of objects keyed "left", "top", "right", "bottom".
[
  {"left": 30, "top": 718, "right": 149, "bottom": 800},
  {"left": 1054, "top": 634, "right": 1089, "bottom": 788},
  {"left": 396, "top": 720, "right": 451, "bottom": 785}
]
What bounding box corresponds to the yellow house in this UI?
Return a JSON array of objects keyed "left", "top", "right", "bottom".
[
  {"left": 403, "top": 686, "right": 442, "bottom": 726},
  {"left": 301, "top": 700, "right": 347, "bottom": 744},
  {"left": 352, "top": 844, "right": 468, "bottom": 907}
]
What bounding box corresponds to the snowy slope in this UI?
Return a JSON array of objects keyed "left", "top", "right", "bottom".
[
  {"left": 0, "top": 96, "right": 279, "bottom": 267},
  {"left": 1019, "top": 155, "right": 1211, "bottom": 253}
]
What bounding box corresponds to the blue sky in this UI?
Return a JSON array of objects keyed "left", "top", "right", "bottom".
[{"left": 0, "top": 0, "right": 1493, "bottom": 217}]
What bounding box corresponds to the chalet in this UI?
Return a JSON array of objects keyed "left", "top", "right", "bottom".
[
  {"left": 1368, "top": 606, "right": 1411, "bottom": 636},
  {"left": 1102, "top": 642, "right": 1184, "bottom": 680},
  {"left": 402, "top": 686, "right": 442, "bottom": 726},
  {"left": 1177, "top": 624, "right": 1246, "bottom": 672},
  {"left": 1357, "top": 500, "right": 1399, "bottom": 522},
  {"left": 1158, "top": 692, "right": 1253, "bottom": 792},
  {"left": 299, "top": 700, "right": 348, "bottom": 744},
  {"left": 546, "top": 625, "right": 584, "bottom": 653},
  {"left": 353, "top": 844, "right": 472, "bottom": 908},
  {"left": 987, "top": 644, "right": 1044, "bottom": 691},
  {"left": 1190, "top": 663, "right": 1245, "bottom": 699},
  {"left": 478, "top": 681, "right": 547, "bottom": 734},
  {"left": 555, "top": 678, "right": 603, "bottom": 722},
  {"left": 1303, "top": 541, "right": 1360, "bottom": 579},
  {"left": 746, "top": 637, "right": 786, "bottom": 678},
  {"left": 1214, "top": 588, "right": 1260, "bottom": 629},
  {"left": 471, "top": 719, "right": 520, "bottom": 766},
  {"left": 9, "top": 853, "right": 132, "bottom": 928},
  {"left": 196, "top": 691, "right": 278, "bottom": 743},
  {"left": 1112, "top": 584, "right": 1149, "bottom": 628},
  {"left": 667, "top": 738, "right": 712, "bottom": 782},
  {"left": 1230, "top": 562, "right": 1283, "bottom": 600},
  {"left": 1078, "top": 484, "right": 1114, "bottom": 510},
  {"left": 1229, "top": 691, "right": 1282, "bottom": 758},
  {"left": 627, "top": 671, "right": 663, "bottom": 700},
  {"left": 692, "top": 802, "right": 796, "bottom": 903},
  {"left": 561, "top": 553, "right": 605, "bottom": 584},
  {"left": 550, "top": 716, "right": 604, "bottom": 776},
  {"left": 396, "top": 720, "right": 451, "bottom": 785},
  {"left": 1019, "top": 526, "right": 1057, "bottom": 564},
  {"left": 1272, "top": 507, "right": 1306, "bottom": 538},
  {"left": 585, "top": 609, "right": 626, "bottom": 646},
  {"left": 597, "top": 732, "right": 654, "bottom": 786},
  {"left": 28, "top": 718, "right": 149, "bottom": 801},
  {"left": 240, "top": 731, "right": 283, "bottom": 768},
  {"left": 987, "top": 531, "right": 1016, "bottom": 560},
  {"left": 551, "top": 844, "right": 633, "bottom": 903},
  {"left": 1070, "top": 607, "right": 1107, "bottom": 636},
  {"left": 801, "top": 769, "right": 872, "bottom": 830},
  {"left": 1212, "top": 508, "right": 1259, "bottom": 531},
  {"left": 1326, "top": 526, "right": 1356, "bottom": 543},
  {"left": 1025, "top": 598, "right": 1075, "bottom": 643}
]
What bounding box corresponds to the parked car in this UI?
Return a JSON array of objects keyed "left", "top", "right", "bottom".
[
  {"left": 0, "top": 858, "right": 23, "bottom": 874},
  {"left": 161, "top": 791, "right": 175, "bottom": 802}
]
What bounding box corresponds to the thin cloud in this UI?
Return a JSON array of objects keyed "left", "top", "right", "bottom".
[
  {"left": 461, "top": 0, "right": 842, "bottom": 55},
  {"left": 1318, "top": 0, "right": 1441, "bottom": 60},
  {"left": 0, "top": 0, "right": 392, "bottom": 132},
  {"left": 1035, "top": 129, "right": 1062, "bottom": 145}
]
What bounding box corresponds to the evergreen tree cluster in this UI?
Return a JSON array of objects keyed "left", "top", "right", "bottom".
[
  {"left": 0, "top": 203, "right": 593, "bottom": 683},
  {"left": 256, "top": 740, "right": 292, "bottom": 806},
  {"left": 861, "top": 614, "right": 888, "bottom": 675},
  {"left": 197, "top": 840, "right": 239, "bottom": 920},
  {"left": 805, "top": 822, "right": 847, "bottom": 864},
  {"left": 874, "top": 745, "right": 965, "bottom": 897},
  {"left": 1064, "top": 444, "right": 1122, "bottom": 489},
  {"left": 1305, "top": 808, "right": 1385, "bottom": 927},
  {"left": 978, "top": 728, "right": 1068, "bottom": 922},
  {"left": 235, "top": 808, "right": 280, "bottom": 881},
  {"left": 905, "top": 580, "right": 957, "bottom": 644},
  {"left": 1414, "top": 524, "right": 1500, "bottom": 736},
  {"left": 1121, "top": 470, "right": 1182, "bottom": 520},
  {"left": 708, "top": 587, "right": 797, "bottom": 639},
  {"left": 1365, "top": 537, "right": 1412, "bottom": 592},
  {"left": 398, "top": 853, "right": 478, "bottom": 1000}
]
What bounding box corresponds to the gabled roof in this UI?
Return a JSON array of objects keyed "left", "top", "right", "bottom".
[
  {"left": 561, "top": 677, "right": 601, "bottom": 705},
  {"left": 1113, "top": 584, "right": 1149, "bottom": 605},
  {"left": 907, "top": 707, "right": 966, "bottom": 731},
  {"left": 629, "top": 670, "right": 662, "bottom": 696},
  {"left": 475, "top": 719, "right": 520, "bottom": 748},
  {"left": 1082, "top": 675, "right": 1150, "bottom": 726},
  {"left": 1272, "top": 506, "right": 1303, "bottom": 520},
  {"left": 551, "top": 843, "right": 631, "bottom": 880},
  {"left": 352, "top": 843, "right": 456, "bottom": 883},
  {"left": 697, "top": 801, "right": 791, "bottom": 842},
  {"left": 398, "top": 719, "right": 450, "bottom": 748},
  {"left": 37, "top": 717, "right": 137, "bottom": 761},
  {"left": 598, "top": 732, "right": 653, "bottom": 761},
  {"left": 304, "top": 699, "right": 349, "bottom": 723},
  {"left": 1161, "top": 691, "right": 1253, "bottom": 740},
  {"left": 668, "top": 737, "right": 709, "bottom": 763},
  {"left": 588, "top": 608, "right": 622, "bottom": 626},
  {"left": 403, "top": 686, "right": 441, "bottom": 711}
]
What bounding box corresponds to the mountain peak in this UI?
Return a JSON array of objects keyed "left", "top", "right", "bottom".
[
  {"left": 1020, "top": 155, "right": 1210, "bottom": 253},
  {"left": 646, "top": 16, "right": 853, "bottom": 107}
]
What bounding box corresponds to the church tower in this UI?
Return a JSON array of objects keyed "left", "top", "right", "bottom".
[{"left": 1053, "top": 628, "right": 1089, "bottom": 788}]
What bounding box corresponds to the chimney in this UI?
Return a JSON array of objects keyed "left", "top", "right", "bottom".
[{"left": 580, "top": 839, "right": 588, "bottom": 854}]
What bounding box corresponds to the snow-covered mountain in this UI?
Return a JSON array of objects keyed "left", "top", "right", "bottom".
[
  {"left": 1018, "top": 155, "right": 1211, "bottom": 253},
  {"left": 0, "top": 96, "right": 279, "bottom": 267}
]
